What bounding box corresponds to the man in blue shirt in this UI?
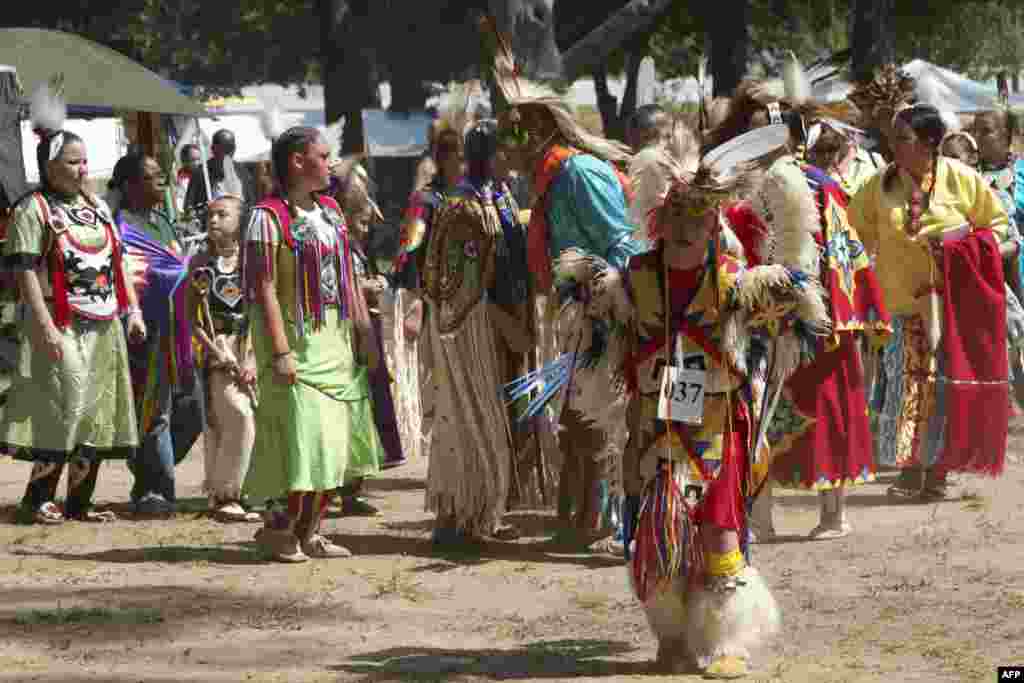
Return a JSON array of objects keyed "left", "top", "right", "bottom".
[{"left": 497, "top": 90, "right": 645, "bottom": 552}]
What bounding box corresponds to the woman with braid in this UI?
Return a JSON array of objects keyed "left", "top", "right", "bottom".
[{"left": 244, "top": 126, "right": 382, "bottom": 562}]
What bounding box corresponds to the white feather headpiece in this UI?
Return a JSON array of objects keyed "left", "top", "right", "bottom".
[
  {"left": 30, "top": 75, "right": 67, "bottom": 162},
  {"left": 259, "top": 101, "right": 286, "bottom": 142}
]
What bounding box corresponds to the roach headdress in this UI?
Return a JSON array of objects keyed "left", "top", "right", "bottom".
[{"left": 629, "top": 121, "right": 790, "bottom": 243}]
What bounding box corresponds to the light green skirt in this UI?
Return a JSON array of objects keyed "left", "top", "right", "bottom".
[
  {"left": 245, "top": 306, "right": 382, "bottom": 501},
  {"left": 1, "top": 312, "right": 138, "bottom": 460}
]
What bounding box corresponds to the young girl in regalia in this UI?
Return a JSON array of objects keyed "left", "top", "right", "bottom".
[
  {"left": 2, "top": 80, "right": 145, "bottom": 523},
  {"left": 188, "top": 194, "right": 261, "bottom": 523}
]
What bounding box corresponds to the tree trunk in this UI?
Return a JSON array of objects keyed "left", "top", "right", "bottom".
[
  {"left": 1014, "top": 72, "right": 1020, "bottom": 94},
  {"left": 319, "top": 0, "right": 380, "bottom": 155},
  {"left": 592, "top": 69, "right": 620, "bottom": 139},
  {"left": 616, "top": 46, "right": 645, "bottom": 140},
  {"left": 851, "top": 0, "right": 894, "bottom": 83},
  {"left": 708, "top": 0, "right": 749, "bottom": 97},
  {"left": 561, "top": 0, "right": 675, "bottom": 82},
  {"left": 388, "top": 74, "right": 431, "bottom": 114}
]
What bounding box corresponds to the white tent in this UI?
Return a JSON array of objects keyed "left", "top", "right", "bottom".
[{"left": 805, "top": 59, "right": 1003, "bottom": 112}]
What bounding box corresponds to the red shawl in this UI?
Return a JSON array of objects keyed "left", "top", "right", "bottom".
[{"left": 939, "top": 229, "right": 1008, "bottom": 476}]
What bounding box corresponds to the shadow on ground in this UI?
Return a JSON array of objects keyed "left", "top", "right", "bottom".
[
  {"left": 324, "top": 531, "right": 625, "bottom": 570},
  {"left": 11, "top": 544, "right": 265, "bottom": 566},
  {"left": 0, "top": 584, "right": 364, "bottom": 647},
  {"left": 330, "top": 639, "right": 648, "bottom": 680}
]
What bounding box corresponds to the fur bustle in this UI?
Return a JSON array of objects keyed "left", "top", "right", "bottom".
[{"left": 685, "top": 566, "right": 781, "bottom": 666}]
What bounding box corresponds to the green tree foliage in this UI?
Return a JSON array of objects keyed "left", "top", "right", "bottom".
[{"left": 3, "top": 1, "right": 319, "bottom": 97}]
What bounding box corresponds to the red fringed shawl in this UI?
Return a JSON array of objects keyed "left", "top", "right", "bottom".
[
  {"left": 246, "top": 194, "right": 372, "bottom": 343},
  {"left": 939, "top": 228, "right": 1008, "bottom": 476}
]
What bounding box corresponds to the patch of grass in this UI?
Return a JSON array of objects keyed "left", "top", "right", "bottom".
[
  {"left": 9, "top": 529, "right": 53, "bottom": 546},
  {"left": 372, "top": 562, "right": 430, "bottom": 602},
  {"left": 571, "top": 591, "right": 610, "bottom": 612},
  {"left": 1006, "top": 591, "right": 1024, "bottom": 610},
  {"left": 961, "top": 491, "right": 989, "bottom": 512},
  {"left": 14, "top": 603, "right": 163, "bottom": 627},
  {"left": 140, "top": 544, "right": 237, "bottom": 563}
]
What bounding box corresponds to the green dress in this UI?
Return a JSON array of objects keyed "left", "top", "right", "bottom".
[
  {"left": 243, "top": 202, "right": 382, "bottom": 501},
  {"left": 0, "top": 192, "right": 138, "bottom": 461}
]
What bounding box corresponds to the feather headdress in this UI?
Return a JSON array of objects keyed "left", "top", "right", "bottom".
[
  {"left": 848, "top": 64, "right": 916, "bottom": 117},
  {"left": 629, "top": 122, "right": 789, "bottom": 242},
  {"left": 30, "top": 74, "right": 67, "bottom": 162},
  {"left": 748, "top": 52, "right": 811, "bottom": 107},
  {"left": 478, "top": 14, "right": 631, "bottom": 165}
]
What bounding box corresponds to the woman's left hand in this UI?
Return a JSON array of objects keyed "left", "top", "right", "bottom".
[{"left": 127, "top": 312, "right": 147, "bottom": 343}]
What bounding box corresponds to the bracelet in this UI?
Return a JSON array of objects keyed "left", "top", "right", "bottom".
[
  {"left": 272, "top": 350, "right": 292, "bottom": 360},
  {"left": 123, "top": 307, "right": 142, "bottom": 318}
]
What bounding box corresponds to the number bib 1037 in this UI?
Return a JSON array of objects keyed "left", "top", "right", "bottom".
[{"left": 657, "top": 366, "right": 706, "bottom": 425}]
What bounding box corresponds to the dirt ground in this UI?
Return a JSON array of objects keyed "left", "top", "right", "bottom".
[{"left": 1, "top": 425, "right": 1023, "bottom": 683}]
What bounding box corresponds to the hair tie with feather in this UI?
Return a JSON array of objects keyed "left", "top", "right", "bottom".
[{"left": 31, "top": 76, "right": 67, "bottom": 162}]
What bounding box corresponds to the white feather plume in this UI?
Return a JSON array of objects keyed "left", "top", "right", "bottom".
[
  {"left": 782, "top": 51, "right": 811, "bottom": 106},
  {"left": 30, "top": 78, "right": 66, "bottom": 135},
  {"left": 319, "top": 117, "right": 346, "bottom": 162},
  {"left": 259, "top": 101, "right": 286, "bottom": 142}
]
